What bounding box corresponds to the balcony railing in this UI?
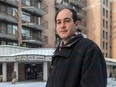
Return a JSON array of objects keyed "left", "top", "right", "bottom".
[
  {"left": 69, "top": 0, "right": 86, "bottom": 8},
  {"left": 22, "top": 18, "right": 48, "bottom": 31},
  {"left": 55, "top": 0, "right": 72, "bottom": 9},
  {"left": 0, "top": 0, "right": 18, "bottom": 7},
  {"left": 0, "top": 12, "right": 18, "bottom": 24},
  {"left": 79, "top": 21, "right": 87, "bottom": 27},
  {"left": 22, "top": 35, "right": 46, "bottom": 45},
  {"left": 0, "top": 33, "right": 17, "bottom": 40},
  {"left": 78, "top": 20, "right": 87, "bottom": 30},
  {"left": 22, "top": 2, "right": 48, "bottom": 16}
]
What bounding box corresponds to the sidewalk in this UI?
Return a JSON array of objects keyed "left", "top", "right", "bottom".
[
  {"left": 0, "top": 78, "right": 116, "bottom": 87},
  {"left": 0, "top": 82, "right": 46, "bottom": 87}
]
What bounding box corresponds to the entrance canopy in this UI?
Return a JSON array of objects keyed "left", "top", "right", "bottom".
[
  {"left": 12, "top": 48, "right": 55, "bottom": 62},
  {"left": 105, "top": 58, "right": 116, "bottom": 66},
  {"left": 0, "top": 47, "right": 55, "bottom": 62},
  {"left": 12, "top": 48, "right": 55, "bottom": 56}
]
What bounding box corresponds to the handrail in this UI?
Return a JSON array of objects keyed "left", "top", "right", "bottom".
[{"left": 22, "top": 2, "right": 48, "bottom": 13}]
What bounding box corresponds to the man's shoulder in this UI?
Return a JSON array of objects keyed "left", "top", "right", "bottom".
[
  {"left": 79, "top": 37, "right": 97, "bottom": 46},
  {"left": 74, "top": 37, "right": 99, "bottom": 50}
]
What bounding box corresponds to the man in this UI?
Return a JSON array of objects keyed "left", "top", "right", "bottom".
[
  {"left": 46, "top": 8, "right": 107, "bottom": 87},
  {"left": 11, "top": 70, "right": 16, "bottom": 84}
]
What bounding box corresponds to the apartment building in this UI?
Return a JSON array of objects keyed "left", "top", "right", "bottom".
[
  {"left": 0, "top": 0, "right": 50, "bottom": 81},
  {"left": 0, "top": 0, "right": 87, "bottom": 81},
  {"left": 0, "top": 0, "right": 116, "bottom": 82},
  {"left": 0, "top": 0, "right": 48, "bottom": 48},
  {"left": 112, "top": 0, "right": 116, "bottom": 59},
  {"left": 84, "top": 0, "right": 113, "bottom": 58},
  {"left": 0, "top": 0, "right": 87, "bottom": 47}
]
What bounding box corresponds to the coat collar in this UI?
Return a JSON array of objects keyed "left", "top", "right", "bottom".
[{"left": 53, "top": 34, "right": 83, "bottom": 58}]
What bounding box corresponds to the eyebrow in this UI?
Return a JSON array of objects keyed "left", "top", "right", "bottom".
[{"left": 56, "top": 17, "right": 71, "bottom": 22}]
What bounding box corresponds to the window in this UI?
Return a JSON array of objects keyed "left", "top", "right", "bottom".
[
  {"left": 38, "top": 17, "right": 41, "bottom": 25},
  {"left": 103, "top": 30, "right": 105, "bottom": 38},
  {"left": 1, "top": 40, "right": 6, "bottom": 45},
  {"left": 30, "top": 15, "right": 38, "bottom": 23},
  {"left": 56, "top": 35, "right": 61, "bottom": 45},
  {"left": 13, "top": 25, "right": 18, "bottom": 35},
  {"left": 12, "top": 8, "right": 18, "bottom": 16},
  {"left": 106, "top": 42, "right": 108, "bottom": 50},
  {"left": 106, "top": 10, "right": 108, "bottom": 18},
  {"left": 103, "top": 19, "right": 105, "bottom": 27},
  {"left": 106, "top": 0, "right": 108, "bottom": 7},
  {"left": 0, "top": 4, "right": 6, "bottom": 13},
  {"left": 106, "top": 32, "right": 108, "bottom": 39},
  {"left": 7, "top": 42, "right": 13, "bottom": 45},
  {"left": 103, "top": 8, "right": 105, "bottom": 16},
  {"left": 106, "top": 53, "right": 108, "bottom": 57},
  {"left": 31, "top": 0, "right": 37, "bottom": 6},
  {"left": 32, "top": 30, "right": 41, "bottom": 40},
  {"left": 103, "top": 41, "right": 105, "bottom": 49},
  {"left": 106, "top": 21, "right": 108, "bottom": 29},
  {"left": 7, "top": 6, "right": 12, "bottom": 15},
  {"left": 22, "top": 28, "right": 31, "bottom": 37},
  {"left": 0, "top": 23, "right": 7, "bottom": 34},
  {"left": 7, "top": 24, "right": 13, "bottom": 34},
  {"left": 22, "top": 12, "right": 30, "bottom": 22},
  {"left": 22, "top": 0, "right": 30, "bottom": 6}
]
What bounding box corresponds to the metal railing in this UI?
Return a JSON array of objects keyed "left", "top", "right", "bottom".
[{"left": 22, "top": 2, "right": 48, "bottom": 13}]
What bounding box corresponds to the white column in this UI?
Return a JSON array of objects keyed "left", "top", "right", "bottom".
[
  {"left": 14, "top": 62, "right": 18, "bottom": 81},
  {"left": 107, "top": 66, "right": 110, "bottom": 77},
  {"left": 2, "top": 63, "right": 7, "bottom": 81},
  {"left": 43, "top": 61, "right": 48, "bottom": 81}
]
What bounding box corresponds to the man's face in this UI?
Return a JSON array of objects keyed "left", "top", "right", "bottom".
[{"left": 56, "top": 9, "right": 78, "bottom": 43}]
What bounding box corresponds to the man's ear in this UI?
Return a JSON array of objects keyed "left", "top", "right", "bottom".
[{"left": 75, "top": 21, "right": 78, "bottom": 28}]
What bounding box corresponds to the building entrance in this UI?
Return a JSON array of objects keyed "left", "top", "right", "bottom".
[{"left": 25, "top": 63, "right": 43, "bottom": 80}]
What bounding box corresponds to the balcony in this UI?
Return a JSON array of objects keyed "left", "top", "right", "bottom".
[
  {"left": 0, "top": 33, "right": 17, "bottom": 40},
  {"left": 0, "top": 0, "right": 18, "bottom": 7},
  {"left": 22, "top": 19, "right": 48, "bottom": 31},
  {"left": 55, "top": 1, "right": 71, "bottom": 10},
  {"left": 78, "top": 21, "right": 87, "bottom": 30},
  {"left": 69, "top": 0, "right": 86, "bottom": 8},
  {"left": 22, "top": 40, "right": 46, "bottom": 45},
  {"left": 22, "top": 3, "right": 47, "bottom": 16},
  {"left": 77, "top": 13, "right": 86, "bottom": 19},
  {"left": 0, "top": 12, "right": 18, "bottom": 24},
  {"left": 78, "top": 25, "right": 86, "bottom": 30},
  {"left": 22, "top": 36, "right": 46, "bottom": 45}
]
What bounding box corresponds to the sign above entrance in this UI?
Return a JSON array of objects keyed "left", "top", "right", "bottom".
[{"left": 15, "top": 55, "right": 44, "bottom": 62}]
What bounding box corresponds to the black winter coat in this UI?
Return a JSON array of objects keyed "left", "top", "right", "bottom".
[{"left": 46, "top": 34, "right": 107, "bottom": 87}]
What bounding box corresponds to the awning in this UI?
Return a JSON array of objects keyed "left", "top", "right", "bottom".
[
  {"left": 12, "top": 48, "right": 55, "bottom": 56},
  {"left": 105, "top": 58, "right": 116, "bottom": 66}
]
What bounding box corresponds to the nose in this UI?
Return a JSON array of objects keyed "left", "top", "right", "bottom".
[{"left": 61, "top": 22, "right": 66, "bottom": 29}]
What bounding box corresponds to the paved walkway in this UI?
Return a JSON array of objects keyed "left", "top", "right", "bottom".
[{"left": 0, "top": 78, "right": 116, "bottom": 87}]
